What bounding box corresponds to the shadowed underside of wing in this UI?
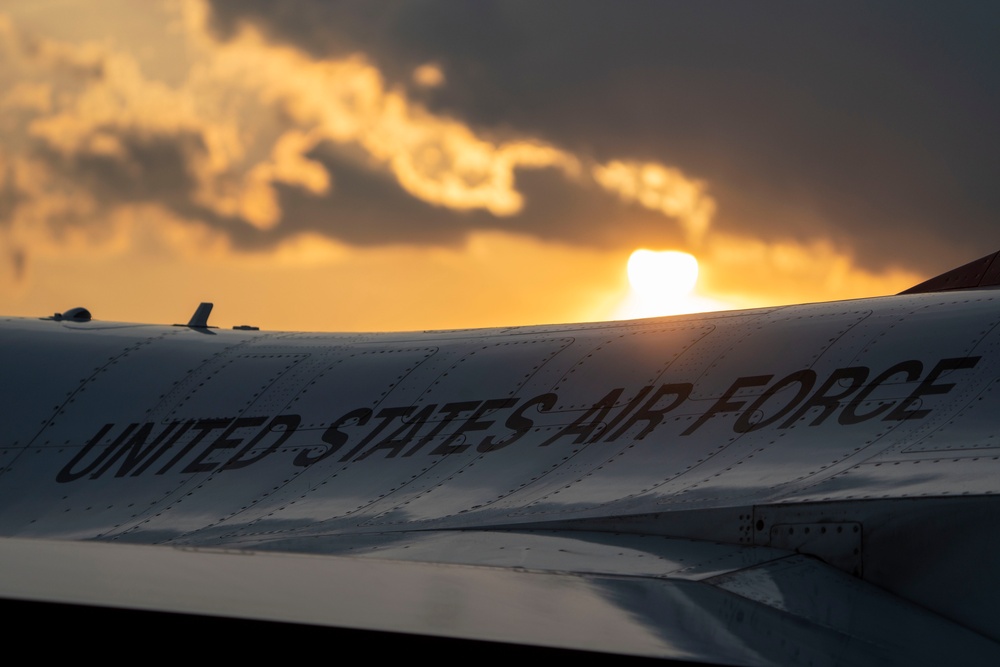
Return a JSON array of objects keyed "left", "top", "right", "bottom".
[{"left": 0, "top": 531, "right": 994, "bottom": 666}]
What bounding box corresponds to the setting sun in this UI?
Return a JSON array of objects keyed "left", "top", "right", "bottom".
[
  {"left": 617, "top": 249, "right": 726, "bottom": 319},
  {"left": 627, "top": 249, "right": 699, "bottom": 297}
]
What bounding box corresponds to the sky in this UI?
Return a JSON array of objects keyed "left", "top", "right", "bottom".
[{"left": 1, "top": 0, "right": 998, "bottom": 331}]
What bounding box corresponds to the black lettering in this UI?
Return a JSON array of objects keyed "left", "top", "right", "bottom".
[
  {"left": 156, "top": 419, "right": 231, "bottom": 474},
  {"left": 778, "top": 367, "right": 869, "bottom": 428},
  {"left": 734, "top": 370, "right": 817, "bottom": 433},
  {"left": 405, "top": 402, "right": 480, "bottom": 457},
  {"left": 593, "top": 386, "right": 653, "bottom": 442},
  {"left": 89, "top": 423, "right": 154, "bottom": 479},
  {"left": 56, "top": 423, "right": 117, "bottom": 483},
  {"left": 540, "top": 388, "right": 625, "bottom": 447},
  {"left": 430, "top": 398, "right": 518, "bottom": 456},
  {"left": 354, "top": 404, "right": 438, "bottom": 461},
  {"left": 885, "top": 356, "right": 982, "bottom": 421},
  {"left": 91, "top": 421, "right": 183, "bottom": 479},
  {"left": 183, "top": 417, "right": 268, "bottom": 473},
  {"left": 222, "top": 414, "right": 301, "bottom": 470},
  {"left": 839, "top": 361, "right": 923, "bottom": 425},
  {"left": 605, "top": 383, "right": 692, "bottom": 440},
  {"left": 293, "top": 408, "right": 372, "bottom": 467},
  {"left": 477, "top": 393, "right": 558, "bottom": 453},
  {"left": 340, "top": 406, "right": 414, "bottom": 462},
  {"left": 403, "top": 401, "right": 480, "bottom": 458},
  {"left": 132, "top": 419, "right": 194, "bottom": 476},
  {"left": 682, "top": 375, "right": 773, "bottom": 436}
]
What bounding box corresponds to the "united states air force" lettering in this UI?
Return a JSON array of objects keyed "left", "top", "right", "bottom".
[{"left": 56, "top": 356, "right": 980, "bottom": 483}]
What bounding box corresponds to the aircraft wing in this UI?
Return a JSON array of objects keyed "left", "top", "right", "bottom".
[
  {"left": 2, "top": 252, "right": 1000, "bottom": 664},
  {"left": 0, "top": 530, "right": 992, "bottom": 665}
]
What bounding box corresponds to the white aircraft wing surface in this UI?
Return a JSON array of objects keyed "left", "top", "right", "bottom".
[{"left": 2, "top": 251, "right": 1000, "bottom": 664}]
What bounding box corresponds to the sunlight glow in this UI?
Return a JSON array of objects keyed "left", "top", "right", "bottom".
[
  {"left": 627, "top": 249, "right": 699, "bottom": 298},
  {"left": 617, "top": 249, "right": 725, "bottom": 319}
]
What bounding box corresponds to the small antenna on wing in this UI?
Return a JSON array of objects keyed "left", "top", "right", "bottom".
[{"left": 187, "top": 302, "right": 214, "bottom": 328}]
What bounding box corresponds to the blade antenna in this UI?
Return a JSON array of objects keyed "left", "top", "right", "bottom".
[{"left": 186, "top": 302, "right": 214, "bottom": 328}]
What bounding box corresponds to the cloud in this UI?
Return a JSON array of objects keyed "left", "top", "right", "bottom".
[
  {"left": 593, "top": 160, "right": 714, "bottom": 245},
  {"left": 233, "top": 130, "right": 330, "bottom": 229},
  {"left": 698, "top": 235, "right": 922, "bottom": 308},
  {"left": 0, "top": 4, "right": 715, "bottom": 270},
  {"left": 202, "top": 0, "right": 1000, "bottom": 274},
  {"left": 195, "top": 26, "right": 583, "bottom": 218},
  {"left": 1, "top": 82, "right": 52, "bottom": 113},
  {"left": 412, "top": 63, "right": 445, "bottom": 89}
]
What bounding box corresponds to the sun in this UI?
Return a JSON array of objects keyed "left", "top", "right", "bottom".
[
  {"left": 615, "top": 249, "right": 719, "bottom": 319},
  {"left": 627, "top": 249, "right": 699, "bottom": 298}
]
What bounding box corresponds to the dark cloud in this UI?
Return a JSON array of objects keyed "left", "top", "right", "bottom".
[
  {"left": 32, "top": 128, "right": 240, "bottom": 232},
  {"left": 40, "top": 130, "right": 204, "bottom": 205},
  {"left": 233, "top": 145, "right": 470, "bottom": 251},
  {"left": 0, "top": 161, "right": 23, "bottom": 226},
  {"left": 206, "top": 0, "right": 1000, "bottom": 273},
  {"left": 225, "top": 144, "right": 686, "bottom": 253},
  {"left": 19, "top": 111, "right": 686, "bottom": 258},
  {"left": 27, "top": 126, "right": 683, "bottom": 255},
  {"left": 8, "top": 247, "right": 25, "bottom": 282}
]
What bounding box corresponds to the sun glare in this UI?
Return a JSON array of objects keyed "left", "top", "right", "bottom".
[
  {"left": 616, "top": 249, "right": 719, "bottom": 319},
  {"left": 627, "top": 249, "right": 699, "bottom": 297}
]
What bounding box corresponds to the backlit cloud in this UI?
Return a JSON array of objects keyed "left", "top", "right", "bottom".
[
  {"left": 0, "top": 3, "right": 711, "bottom": 269},
  {"left": 412, "top": 63, "right": 445, "bottom": 89},
  {"left": 196, "top": 25, "right": 582, "bottom": 217},
  {"left": 698, "top": 235, "right": 922, "bottom": 309},
  {"left": 593, "top": 160, "right": 715, "bottom": 245}
]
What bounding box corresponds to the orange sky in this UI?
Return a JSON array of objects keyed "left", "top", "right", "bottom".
[{"left": 0, "top": 1, "right": 940, "bottom": 331}]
